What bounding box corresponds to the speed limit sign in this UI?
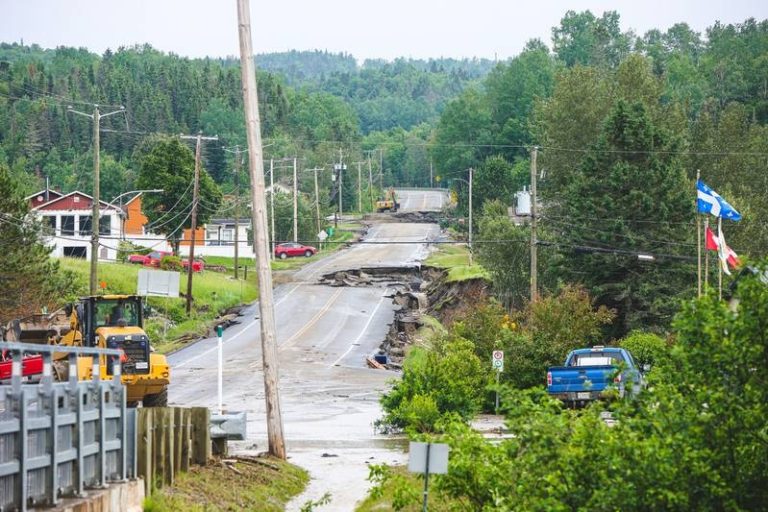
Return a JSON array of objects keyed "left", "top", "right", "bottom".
[{"left": 492, "top": 350, "right": 504, "bottom": 372}]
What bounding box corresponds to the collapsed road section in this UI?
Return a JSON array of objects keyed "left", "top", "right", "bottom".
[{"left": 317, "top": 265, "right": 491, "bottom": 370}]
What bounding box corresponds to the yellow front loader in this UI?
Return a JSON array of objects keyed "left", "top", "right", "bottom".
[{"left": 3, "top": 295, "right": 170, "bottom": 406}]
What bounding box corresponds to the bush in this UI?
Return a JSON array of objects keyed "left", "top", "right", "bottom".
[
  {"left": 118, "top": 240, "right": 150, "bottom": 263},
  {"left": 618, "top": 330, "right": 668, "bottom": 370},
  {"left": 159, "top": 255, "right": 182, "bottom": 271},
  {"left": 379, "top": 335, "right": 487, "bottom": 433}
]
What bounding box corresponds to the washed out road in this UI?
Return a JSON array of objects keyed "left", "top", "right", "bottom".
[{"left": 167, "top": 188, "right": 448, "bottom": 510}]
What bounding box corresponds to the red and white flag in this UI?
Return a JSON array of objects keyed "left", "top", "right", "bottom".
[{"left": 705, "top": 226, "right": 740, "bottom": 275}]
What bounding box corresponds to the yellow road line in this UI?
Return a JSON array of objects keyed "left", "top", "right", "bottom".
[{"left": 280, "top": 287, "right": 344, "bottom": 350}]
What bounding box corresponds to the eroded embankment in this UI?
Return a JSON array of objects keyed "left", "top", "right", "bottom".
[{"left": 319, "top": 266, "right": 491, "bottom": 369}]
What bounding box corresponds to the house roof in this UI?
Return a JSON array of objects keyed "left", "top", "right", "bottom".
[
  {"left": 26, "top": 189, "right": 64, "bottom": 208},
  {"left": 31, "top": 190, "right": 122, "bottom": 213}
]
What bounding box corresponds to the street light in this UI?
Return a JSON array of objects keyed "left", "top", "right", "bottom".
[{"left": 451, "top": 168, "right": 474, "bottom": 266}]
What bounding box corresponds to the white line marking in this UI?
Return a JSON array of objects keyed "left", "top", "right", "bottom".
[{"left": 331, "top": 294, "right": 387, "bottom": 367}]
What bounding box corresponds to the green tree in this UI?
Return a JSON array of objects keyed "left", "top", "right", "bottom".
[
  {"left": 135, "top": 135, "right": 222, "bottom": 253},
  {"left": 0, "top": 165, "right": 75, "bottom": 321},
  {"left": 554, "top": 100, "right": 693, "bottom": 335},
  {"left": 476, "top": 199, "right": 531, "bottom": 308},
  {"left": 552, "top": 10, "right": 633, "bottom": 68}
]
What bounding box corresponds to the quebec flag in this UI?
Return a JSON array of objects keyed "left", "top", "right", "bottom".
[{"left": 696, "top": 180, "right": 741, "bottom": 221}]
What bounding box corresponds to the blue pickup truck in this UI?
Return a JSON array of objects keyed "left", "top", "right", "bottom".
[{"left": 547, "top": 346, "right": 643, "bottom": 406}]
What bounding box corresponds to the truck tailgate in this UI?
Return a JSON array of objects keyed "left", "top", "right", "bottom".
[{"left": 547, "top": 365, "right": 616, "bottom": 393}]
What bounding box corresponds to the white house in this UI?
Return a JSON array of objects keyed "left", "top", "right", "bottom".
[{"left": 27, "top": 190, "right": 122, "bottom": 261}]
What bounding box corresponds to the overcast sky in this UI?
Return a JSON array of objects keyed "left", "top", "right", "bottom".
[{"left": 2, "top": 0, "right": 766, "bottom": 62}]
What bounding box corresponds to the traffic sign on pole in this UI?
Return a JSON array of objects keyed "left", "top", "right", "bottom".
[{"left": 492, "top": 350, "right": 504, "bottom": 372}]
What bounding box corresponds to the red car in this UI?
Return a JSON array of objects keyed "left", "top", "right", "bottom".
[
  {"left": 274, "top": 243, "right": 317, "bottom": 259},
  {"left": 127, "top": 250, "right": 205, "bottom": 272}
]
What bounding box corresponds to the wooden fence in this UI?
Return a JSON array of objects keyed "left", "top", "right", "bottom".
[{"left": 136, "top": 407, "right": 211, "bottom": 495}]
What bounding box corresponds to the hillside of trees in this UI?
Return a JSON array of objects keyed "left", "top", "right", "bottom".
[{"left": 1, "top": 11, "right": 766, "bottom": 333}]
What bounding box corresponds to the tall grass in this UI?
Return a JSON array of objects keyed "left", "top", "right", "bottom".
[{"left": 59, "top": 258, "right": 257, "bottom": 350}]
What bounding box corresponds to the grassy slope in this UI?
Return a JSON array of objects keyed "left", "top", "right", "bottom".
[
  {"left": 59, "top": 258, "right": 258, "bottom": 352},
  {"left": 144, "top": 458, "right": 308, "bottom": 512},
  {"left": 425, "top": 244, "right": 490, "bottom": 282}
]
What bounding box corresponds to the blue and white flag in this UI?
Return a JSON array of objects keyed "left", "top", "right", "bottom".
[{"left": 696, "top": 180, "right": 741, "bottom": 221}]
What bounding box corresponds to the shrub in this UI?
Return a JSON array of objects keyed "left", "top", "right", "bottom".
[
  {"left": 159, "top": 255, "right": 182, "bottom": 271},
  {"left": 618, "top": 330, "right": 668, "bottom": 370},
  {"left": 379, "top": 335, "right": 487, "bottom": 433}
]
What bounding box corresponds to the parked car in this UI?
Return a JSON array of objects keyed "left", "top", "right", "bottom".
[
  {"left": 547, "top": 346, "right": 643, "bottom": 407},
  {"left": 127, "top": 250, "right": 204, "bottom": 272},
  {"left": 274, "top": 242, "right": 317, "bottom": 259},
  {"left": 127, "top": 253, "right": 148, "bottom": 264}
]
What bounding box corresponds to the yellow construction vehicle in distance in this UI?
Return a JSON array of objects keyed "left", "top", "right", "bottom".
[
  {"left": 375, "top": 187, "right": 400, "bottom": 212},
  {"left": 3, "top": 295, "right": 170, "bottom": 406}
]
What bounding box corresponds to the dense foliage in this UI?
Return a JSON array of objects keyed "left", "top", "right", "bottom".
[
  {"left": 372, "top": 263, "right": 768, "bottom": 511},
  {"left": 0, "top": 165, "right": 75, "bottom": 322}
]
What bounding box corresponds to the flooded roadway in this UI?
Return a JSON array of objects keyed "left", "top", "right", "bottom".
[{"left": 167, "top": 189, "right": 448, "bottom": 510}]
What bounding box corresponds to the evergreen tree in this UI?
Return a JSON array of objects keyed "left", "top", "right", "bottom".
[
  {"left": 0, "top": 165, "right": 74, "bottom": 321},
  {"left": 554, "top": 100, "right": 694, "bottom": 335}
]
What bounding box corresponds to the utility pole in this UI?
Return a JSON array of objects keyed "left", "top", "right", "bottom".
[
  {"left": 180, "top": 132, "right": 218, "bottom": 315},
  {"left": 292, "top": 157, "right": 298, "bottom": 243},
  {"left": 379, "top": 148, "right": 384, "bottom": 189},
  {"left": 339, "top": 148, "right": 344, "bottom": 216},
  {"left": 67, "top": 104, "right": 125, "bottom": 295},
  {"left": 224, "top": 145, "right": 247, "bottom": 279},
  {"left": 357, "top": 161, "right": 362, "bottom": 213},
  {"left": 430, "top": 159, "right": 433, "bottom": 188},
  {"left": 270, "top": 158, "right": 275, "bottom": 259},
  {"left": 468, "top": 167, "right": 473, "bottom": 266},
  {"left": 237, "top": 0, "right": 286, "bottom": 459},
  {"left": 310, "top": 168, "right": 322, "bottom": 237},
  {"left": 367, "top": 155, "right": 374, "bottom": 211},
  {"left": 530, "top": 146, "right": 538, "bottom": 302}
]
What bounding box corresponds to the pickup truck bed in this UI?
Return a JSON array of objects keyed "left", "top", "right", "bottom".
[{"left": 547, "top": 347, "right": 641, "bottom": 406}]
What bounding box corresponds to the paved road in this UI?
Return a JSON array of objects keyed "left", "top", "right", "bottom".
[
  {"left": 167, "top": 188, "right": 447, "bottom": 510},
  {"left": 396, "top": 188, "right": 448, "bottom": 212}
]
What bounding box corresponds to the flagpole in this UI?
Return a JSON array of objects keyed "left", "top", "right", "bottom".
[
  {"left": 704, "top": 217, "right": 710, "bottom": 291},
  {"left": 696, "top": 170, "right": 701, "bottom": 298},
  {"left": 718, "top": 217, "right": 723, "bottom": 300}
]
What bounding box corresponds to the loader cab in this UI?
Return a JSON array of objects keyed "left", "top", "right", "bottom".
[{"left": 80, "top": 295, "right": 150, "bottom": 375}]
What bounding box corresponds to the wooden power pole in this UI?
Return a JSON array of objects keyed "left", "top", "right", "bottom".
[
  {"left": 530, "top": 146, "right": 538, "bottom": 302},
  {"left": 236, "top": 0, "right": 286, "bottom": 459},
  {"left": 357, "top": 161, "right": 362, "bottom": 213},
  {"left": 292, "top": 157, "right": 298, "bottom": 243},
  {"left": 224, "top": 145, "right": 246, "bottom": 279},
  {"left": 67, "top": 103, "right": 125, "bottom": 295},
  {"left": 180, "top": 132, "right": 218, "bottom": 315},
  {"left": 367, "top": 155, "right": 374, "bottom": 211}
]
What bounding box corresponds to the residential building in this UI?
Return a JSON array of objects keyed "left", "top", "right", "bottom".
[{"left": 27, "top": 190, "right": 122, "bottom": 261}]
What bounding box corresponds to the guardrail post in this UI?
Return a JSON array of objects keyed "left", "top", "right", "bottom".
[{"left": 93, "top": 353, "right": 106, "bottom": 488}]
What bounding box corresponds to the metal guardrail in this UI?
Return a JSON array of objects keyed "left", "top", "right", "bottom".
[{"left": 0, "top": 342, "right": 134, "bottom": 511}]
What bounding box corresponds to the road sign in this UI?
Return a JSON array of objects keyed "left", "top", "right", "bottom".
[
  {"left": 317, "top": 230, "right": 328, "bottom": 241},
  {"left": 408, "top": 442, "right": 449, "bottom": 474},
  {"left": 492, "top": 350, "right": 504, "bottom": 371}
]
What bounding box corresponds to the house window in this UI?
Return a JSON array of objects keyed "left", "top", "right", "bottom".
[
  {"left": 61, "top": 216, "right": 75, "bottom": 236},
  {"left": 43, "top": 216, "right": 56, "bottom": 235},
  {"left": 63, "top": 246, "right": 86, "bottom": 258},
  {"left": 79, "top": 215, "right": 92, "bottom": 236},
  {"left": 99, "top": 216, "right": 111, "bottom": 235}
]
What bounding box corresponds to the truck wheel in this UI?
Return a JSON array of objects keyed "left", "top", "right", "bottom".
[{"left": 142, "top": 388, "right": 168, "bottom": 407}]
